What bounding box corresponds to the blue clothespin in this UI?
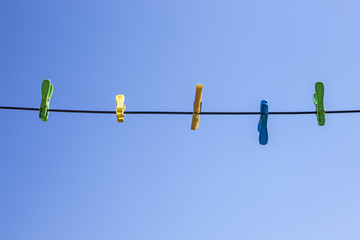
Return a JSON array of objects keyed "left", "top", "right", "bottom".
[{"left": 258, "top": 100, "right": 268, "bottom": 145}]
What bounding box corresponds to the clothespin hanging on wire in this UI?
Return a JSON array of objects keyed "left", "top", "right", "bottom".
[
  {"left": 191, "top": 84, "right": 203, "bottom": 130},
  {"left": 116, "top": 95, "right": 126, "bottom": 122},
  {"left": 258, "top": 100, "right": 268, "bottom": 145},
  {"left": 313, "top": 82, "right": 325, "bottom": 126},
  {"left": 39, "top": 79, "right": 53, "bottom": 121}
]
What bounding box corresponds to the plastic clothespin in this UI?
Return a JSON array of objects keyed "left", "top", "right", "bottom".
[
  {"left": 258, "top": 100, "right": 268, "bottom": 145},
  {"left": 313, "top": 82, "right": 325, "bottom": 126},
  {"left": 116, "top": 95, "right": 126, "bottom": 122},
  {"left": 39, "top": 79, "right": 53, "bottom": 121},
  {"left": 191, "top": 84, "right": 203, "bottom": 130}
]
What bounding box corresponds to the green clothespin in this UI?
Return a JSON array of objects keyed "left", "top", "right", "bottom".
[
  {"left": 39, "top": 79, "right": 53, "bottom": 121},
  {"left": 313, "top": 82, "right": 325, "bottom": 126}
]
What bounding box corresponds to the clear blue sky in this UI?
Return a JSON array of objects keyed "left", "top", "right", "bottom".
[{"left": 1, "top": 0, "right": 360, "bottom": 239}]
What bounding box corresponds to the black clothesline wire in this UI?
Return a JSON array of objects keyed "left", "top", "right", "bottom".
[{"left": 1, "top": 106, "right": 360, "bottom": 115}]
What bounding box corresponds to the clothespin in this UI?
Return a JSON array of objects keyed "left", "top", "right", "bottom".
[
  {"left": 39, "top": 79, "right": 53, "bottom": 121},
  {"left": 313, "top": 82, "right": 325, "bottom": 126},
  {"left": 116, "top": 95, "right": 126, "bottom": 122},
  {"left": 258, "top": 100, "right": 268, "bottom": 145},
  {"left": 191, "top": 84, "right": 203, "bottom": 130}
]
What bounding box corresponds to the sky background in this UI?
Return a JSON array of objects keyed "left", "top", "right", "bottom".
[{"left": 1, "top": 0, "right": 360, "bottom": 239}]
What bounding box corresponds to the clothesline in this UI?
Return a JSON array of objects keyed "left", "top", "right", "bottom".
[
  {"left": 1, "top": 106, "right": 360, "bottom": 115},
  {"left": 1, "top": 80, "right": 358, "bottom": 145}
]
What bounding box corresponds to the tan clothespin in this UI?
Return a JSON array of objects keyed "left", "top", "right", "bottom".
[
  {"left": 116, "top": 95, "right": 126, "bottom": 122},
  {"left": 191, "top": 84, "right": 203, "bottom": 130}
]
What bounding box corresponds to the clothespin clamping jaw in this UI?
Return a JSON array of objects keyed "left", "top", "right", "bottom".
[
  {"left": 116, "top": 95, "right": 126, "bottom": 122},
  {"left": 258, "top": 100, "right": 268, "bottom": 145},
  {"left": 39, "top": 79, "right": 53, "bottom": 121},
  {"left": 191, "top": 84, "right": 203, "bottom": 130},
  {"left": 313, "top": 82, "right": 325, "bottom": 126}
]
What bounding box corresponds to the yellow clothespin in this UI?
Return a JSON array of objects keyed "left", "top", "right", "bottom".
[
  {"left": 116, "top": 95, "right": 126, "bottom": 122},
  {"left": 191, "top": 84, "right": 203, "bottom": 130}
]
